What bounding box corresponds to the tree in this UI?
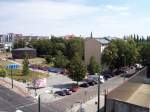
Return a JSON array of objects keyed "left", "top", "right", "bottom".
[
  {"left": 22, "top": 54, "right": 29, "bottom": 76},
  {"left": 54, "top": 51, "right": 69, "bottom": 68},
  {"left": 101, "top": 40, "right": 118, "bottom": 70},
  {"left": 140, "top": 42, "right": 150, "bottom": 76},
  {"left": 65, "top": 38, "right": 84, "bottom": 60},
  {"left": 13, "top": 39, "right": 26, "bottom": 49},
  {"left": 30, "top": 39, "right": 52, "bottom": 56},
  {"left": 67, "top": 53, "right": 87, "bottom": 84},
  {"left": 0, "top": 68, "right": 7, "bottom": 78},
  {"left": 88, "top": 56, "right": 101, "bottom": 75},
  {"left": 102, "top": 39, "right": 138, "bottom": 70},
  {"left": 45, "top": 55, "right": 54, "bottom": 64}
]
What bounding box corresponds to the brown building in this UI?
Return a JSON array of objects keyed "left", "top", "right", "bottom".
[
  {"left": 84, "top": 37, "right": 109, "bottom": 65},
  {"left": 12, "top": 47, "right": 36, "bottom": 59},
  {"left": 64, "top": 34, "right": 76, "bottom": 40}
]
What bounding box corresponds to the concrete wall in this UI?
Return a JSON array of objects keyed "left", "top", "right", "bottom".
[
  {"left": 84, "top": 38, "right": 101, "bottom": 65},
  {"left": 106, "top": 67, "right": 150, "bottom": 112},
  {"left": 106, "top": 99, "right": 149, "bottom": 112},
  {"left": 129, "top": 67, "right": 150, "bottom": 84}
]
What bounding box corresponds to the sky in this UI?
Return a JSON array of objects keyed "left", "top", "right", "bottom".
[{"left": 0, "top": 0, "right": 150, "bottom": 37}]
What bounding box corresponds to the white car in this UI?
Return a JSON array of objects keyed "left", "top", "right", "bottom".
[
  {"left": 87, "top": 75, "right": 105, "bottom": 83},
  {"left": 100, "top": 76, "right": 105, "bottom": 83}
]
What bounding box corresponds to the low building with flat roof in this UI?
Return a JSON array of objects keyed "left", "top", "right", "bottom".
[
  {"left": 12, "top": 47, "right": 36, "bottom": 59},
  {"left": 106, "top": 67, "right": 150, "bottom": 112}
]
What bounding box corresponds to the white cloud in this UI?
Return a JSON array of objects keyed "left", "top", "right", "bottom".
[
  {"left": 0, "top": 1, "right": 99, "bottom": 21},
  {"left": 105, "top": 5, "right": 129, "bottom": 11},
  {"left": 0, "top": 1, "right": 150, "bottom": 37},
  {"left": 104, "top": 5, "right": 130, "bottom": 16}
]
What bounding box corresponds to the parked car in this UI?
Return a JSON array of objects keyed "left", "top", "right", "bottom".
[
  {"left": 102, "top": 70, "right": 112, "bottom": 79},
  {"left": 87, "top": 81, "right": 95, "bottom": 86},
  {"left": 63, "top": 89, "right": 72, "bottom": 95},
  {"left": 100, "top": 76, "right": 105, "bottom": 83},
  {"left": 55, "top": 91, "right": 66, "bottom": 96},
  {"left": 80, "top": 83, "right": 90, "bottom": 88},
  {"left": 69, "top": 86, "right": 79, "bottom": 92},
  {"left": 135, "top": 64, "right": 143, "bottom": 70},
  {"left": 85, "top": 79, "right": 97, "bottom": 85}
]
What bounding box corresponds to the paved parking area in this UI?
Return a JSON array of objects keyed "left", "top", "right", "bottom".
[{"left": 46, "top": 76, "right": 126, "bottom": 112}]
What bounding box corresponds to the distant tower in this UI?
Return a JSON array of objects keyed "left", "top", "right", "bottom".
[{"left": 90, "top": 32, "right": 93, "bottom": 38}]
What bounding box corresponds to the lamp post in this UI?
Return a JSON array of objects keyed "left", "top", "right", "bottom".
[
  {"left": 38, "top": 95, "right": 41, "bottom": 112},
  {"left": 97, "top": 72, "right": 100, "bottom": 112},
  {"left": 121, "top": 54, "right": 126, "bottom": 80},
  {"left": 36, "top": 91, "right": 50, "bottom": 112}
]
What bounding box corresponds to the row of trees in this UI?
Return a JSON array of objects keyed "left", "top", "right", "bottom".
[
  {"left": 29, "top": 37, "right": 84, "bottom": 67},
  {"left": 102, "top": 37, "right": 150, "bottom": 75},
  {"left": 12, "top": 36, "right": 101, "bottom": 83}
]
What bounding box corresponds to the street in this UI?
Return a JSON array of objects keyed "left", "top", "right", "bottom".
[{"left": 45, "top": 76, "right": 125, "bottom": 112}]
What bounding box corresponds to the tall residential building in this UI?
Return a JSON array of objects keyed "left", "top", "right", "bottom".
[
  {"left": 0, "top": 33, "right": 14, "bottom": 51},
  {"left": 84, "top": 36, "right": 116, "bottom": 65}
]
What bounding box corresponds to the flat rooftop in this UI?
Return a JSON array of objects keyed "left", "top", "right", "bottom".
[
  {"left": 107, "top": 82, "right": 150, "bottom": 108},
  {"left": 107, "top": 68, "right": 150, "bottom": 108}
]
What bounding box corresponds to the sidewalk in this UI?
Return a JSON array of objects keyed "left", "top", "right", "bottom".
[
  {"left": 67, "top": 95, "right": 104, "bottom": 112},
  {"left": 0, "top": 77, "right": 28, "bottom": 97}
]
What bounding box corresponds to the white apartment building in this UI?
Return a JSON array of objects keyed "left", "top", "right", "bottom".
[{"left": 0, "top": 33, "right": 14, "bottom": 51}]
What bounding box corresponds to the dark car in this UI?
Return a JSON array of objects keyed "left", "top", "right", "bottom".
[
  {"left": 103, "top": 73, "right": 112, "bottom": 80},
  {"left": 55, "top": 91, "right": 66, "bottom": 96},
  {"left": 63, "top": 89, "right": 72, "bottom": 95},
  {"left": 80, "top": 83, "right": 89, "bottom": 88},
  {"left": 88, "top": 81, "right": 95, "bottom": 86},
  {"left": 87, "top": 81, "right": 95, "bottom": 86}
]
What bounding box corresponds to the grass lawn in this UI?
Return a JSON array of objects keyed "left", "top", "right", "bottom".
[
  {"left": 0, "top": 60, "right": 48, "bottom": 82},
  {"left": 6, "top": 69, "right": 48, "bottom": 82},
  {"left": 0, "top": 52, "right": 12, "bottom": 58},
  {"left": 15, "top": 57, "right": 46, "bottom": 65}
]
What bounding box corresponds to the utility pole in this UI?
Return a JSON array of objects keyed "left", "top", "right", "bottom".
[
  {"left": 97, "top": 73, "right": 100, "bottom": 112},
  {"left": 104, "top": 90, "right": 107, "bottom": 112},
  {"left": 38, "top": 95, "right": 41, "bottom": 112}
]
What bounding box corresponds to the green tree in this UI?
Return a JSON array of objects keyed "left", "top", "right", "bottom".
[
  {"left": 140, "top": 42, "right": 150, "bottom": 76},
  {"left": 88, "top": 56, "right": 101, "bottom": 75},
  {"left": 102, "top": 39, "right": 138, "bottom": 70},
  {"left": 13, "top": 40, "right": 26, "bottom": 49},
  {"left": 22, "top": 55, "right": 29, "bottom": 76},
  {"left": 0, "top": 67, "right": 7, "bottom": 78},
  {"left": 67, "top": 53, "right": 87, "bottom": 84},
  {"left": 101, "top": 40, "right": 118, "bottom": 70},
  {"left": 30, "top": 39, "right": 52, "bottom": 56},
  {"left": 45, "top": 55, "right": 54, "bottom": 64},
  {"left": 65, "top": 38, "right": 84, "bottom": 60},
  {"left": 54, "top": 51, "right": 69, "bottom": 68}
]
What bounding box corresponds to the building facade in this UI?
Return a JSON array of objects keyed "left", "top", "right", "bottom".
[
  {"left": 12, "top": 48, "right": 36, "bottom": 59},
  {"left": 84, "top": 37, "right": 110, "bottom": 65},
  {"left": 0, "top": 33, "right": 14, "bottom": 51}
]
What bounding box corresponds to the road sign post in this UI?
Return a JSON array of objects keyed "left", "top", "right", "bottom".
[
  {"left": 6, "top": 64, "right": 20, "bottom": 89},
  {"left": 10, "top": 68, "right": 13, "bottom": 88}
]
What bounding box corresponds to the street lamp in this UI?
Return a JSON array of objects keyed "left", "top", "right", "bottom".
[
  {"left": 121, "top": 54, "right": 126, "bottom": 80},
  {"left": 97, "top": 72, "right": 101, "bottom": 112},
  {"left": 35, "top": 90, "right": 50, "bottom": 112}
]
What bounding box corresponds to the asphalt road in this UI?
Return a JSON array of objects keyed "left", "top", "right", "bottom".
[
  {"left": 0, "top": 85, "right": 55, "bottom": 112},
  {"left": 0, "top": 67, "right": 136, "bottom": 112},
  {"left": 46, "top": 76, "right": 125, "bottom": 112}
]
